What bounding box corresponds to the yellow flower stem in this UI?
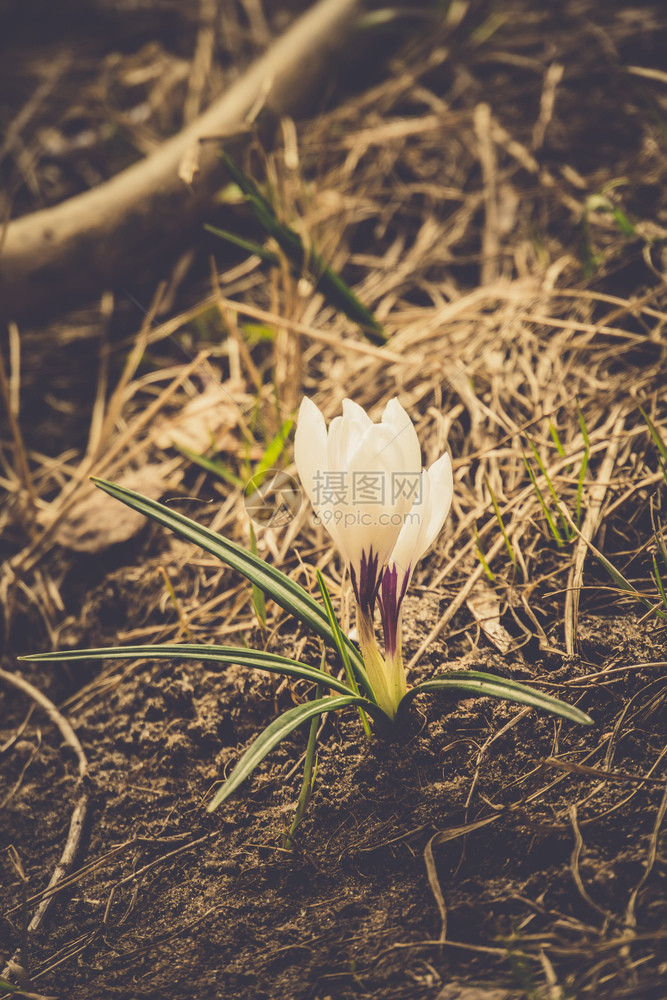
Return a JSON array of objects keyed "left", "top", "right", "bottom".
[
  {"left": 357, "top": 607, "right": 397, "bottom": 721},
  {"left": 387, "top": 628, "right": 407, "bottom": 712}
]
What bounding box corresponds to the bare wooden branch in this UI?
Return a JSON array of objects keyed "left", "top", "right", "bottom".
[{"left": 0, "top": 0, "right": 366, "bottom": 324}]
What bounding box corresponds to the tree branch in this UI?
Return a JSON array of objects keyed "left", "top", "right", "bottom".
[{"left": 0, "top": 0, "right": 368, "bottom": 324}]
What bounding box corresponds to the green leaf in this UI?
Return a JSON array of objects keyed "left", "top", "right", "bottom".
[
  {"left": 652, "top": 553, "right": 667, "bottom": 612},
  {"left": 0, "top": 977, "right": 58, "bottom": 1000},
  {"left": 249, "top": 523, "right": 267, "bottom": 627},
  {"left": 485, "top": 475, "right": 516, "bottom": 568},
  {"left": 218, "top": 153, "right": 386, "bottom": 345},
  {"left": 523, "top": 453, "right": 565, "bottom": 547},
  {"left": 611, "top": 206, "right": 636, "bottom": 237},
  {"left": 207, "top": 693, "right": 371, "bottom": 811},
  {"left": 474, "top": 524, "right": 495, "bottom": 582},
  {"left": 284, "top": 671, "right": 324, "bottom": 848},
  {"left": 0, "top": 979, "right": 56, "bottom": 1000},
  {"left": 204, "top": 223, "right": 280, "bottom": 266},
  {"left": 175, "top": 444, "right": 244, "bottom": 487},
  {"left": 587, "top": 542, "right": 664, "bottom": 615},
  {"left": 639, "top": 405, "right": 667, "bottom": 484},
  {"left": 242, "top": 322, "right": 276, "bottom": 343},
  {"left": 528, "top": 440, "right": 571, "bottom": 541},
  {"left": 254, "top": 418, "right": 294, "bottom": 479},
  {"left": 316, "top": 570, "right": 373, "bottom": 702},
  {"left": 396, "top": 670, "right": 593, "bottom": 727},
  {"left": 89, "top": 478, "right": 369, "bottom": 681},
  {"left": 548, "top": 420, "right": 565, "bottom": 458},
  {"left": 317, "top": 569, "right": 373, "bottom": 733},
  {"left": 20, "top": 644, "right": 356, "bottom": 697}
]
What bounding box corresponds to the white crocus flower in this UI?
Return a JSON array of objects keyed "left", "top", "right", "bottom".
[{"left": 295, "top": 396, "right": 452, "bottom": 719}]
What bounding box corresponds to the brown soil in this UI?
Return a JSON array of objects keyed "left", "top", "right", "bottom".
[{"left": 2, "top": 2, "right": 667, "bottom": 999}]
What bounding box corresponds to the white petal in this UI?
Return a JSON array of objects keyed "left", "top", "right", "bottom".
[
  {"left": 294, "top": 397, "right": 328, "bottom": 507},
  {"left": 419, "top": 452, "right": 454, "bottom": 557},
  {"left": 388, "top": 452, "right": 453, "bottom": 579},
  {"left": 327, "top": 398, "right": 372, "bottom": 469},
  {"left": 387, "top": 469, "right": 431, "bottom": 580},
  {"left": 380, "top": 398, "right": 422, "bottom": 487},
  {"left": 337, "top": 428, "right": 409, "bottom": 569},
  {"left": 294, "top": 397, "right": 345, "bottom": 552}
]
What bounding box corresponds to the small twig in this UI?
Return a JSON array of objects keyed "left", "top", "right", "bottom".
[
  {"left": 568, "top": 803, "right": 610, "bottom": 919},
  {"left": 622, "top": 783, "right": 667, "bottom": 944},
  {"left": 0, "top": 670, "right": 89, "bottom": 986},
  {"left": 544, "top": 757, "right": 667, "bottom": 785},
  {"left": 564, "top": 410, "right": 625, "bottom": 653},
  {"left": 532, "top": 62, "right": 564, "bottom": 150},
  {"left": 424, "top": 814, "right": 500, "bottom": 943}
]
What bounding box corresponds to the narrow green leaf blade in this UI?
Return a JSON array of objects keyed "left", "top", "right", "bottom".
[
  {"left": 249, "top": 522, "right": 267, "bottom": 627},
  {"left": 89, "top": 478, "right": 367, "bottom": 676},
  {"left": 254, "top": 418, "right": 294, "bottom": 478},
  {"left": 548, "top": 420, "right": 565, "bottom": 458},
  {"left": 639, "top": 405, "right": 667, "bottom": 483},
  {"left": 316, "top": 570, "right": 374, "bottom": 701},
  {"left": 20, "top": 644, "right": 355, "bottom": 697},
  {"left": 175, "top": 444, "right": 244, "bottom": 487},
  {"left": 652, "top": 554, "right": 667, "bottom": 612},
  {"left": 204, "top": 224, "right": 280, "bottom": 266},
  {"left": 485, "top": 475, "right": 516, "bottom": 567},
  {"left": 0, "top": 978, "right": 57, "bottom": 1000},
  {"left": 399, "top": 670, "right": 593, "bottom": 726},
  {"left": 523, "top": 453, "right": 565, "bottom": 546},
  {"left": 208, "top": 693, "right": 368, "bottom": 811},
  {"left": 218, "top": 153, "right": 386, "bottom": 344}
]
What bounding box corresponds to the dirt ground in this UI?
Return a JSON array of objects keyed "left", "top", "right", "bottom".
[{"left": 2, "top": 2, "right": 667, "bottom": 999}]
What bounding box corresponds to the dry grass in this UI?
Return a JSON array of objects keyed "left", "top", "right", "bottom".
[{"left": 2, "top": 2, "right": 667, "bottom": 997}]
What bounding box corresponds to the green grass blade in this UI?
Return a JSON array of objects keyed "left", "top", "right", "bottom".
[
  {"left": 639, "top": 406, "right": 667, "bottom": 483},
  {"left": 484, "top": 476, "right": 516, "bottom": 567},
  {"left": 89, "top": 478, "right": 367, "bottom": 675},
  {"left": 254, "top": 418, "right": 294, "bottom": 479},
  {"left": 249, "top": 523, "right": 267, "bottom": 627},
  {"left": 474, "top": 525, "right": 495, "bottom": 581},
  {"left": 207, "top": 693, "right": 372, "bottom": 811},
  {"left": 611, "top": 206, "right": 636, "bottom": 237},
  {"left": 652, "top": 554, "right": 667, "bottom": 611},
  {"left": 397, "top": 670, "right": 593, "bottom": 727},
  {"left": 284, "top": 671, "right": 324, "bottom": 848},
  {"left": 20, "top": 644, "right": 356, "bottom": 697},
  {"left": 204, "top": 224, "right": 280, "bottom": 266},
  {"left": 655, "top": 526, "right": 667, "bottom": 571},
  {"left": 218, "top": 153, "right": 386, "bottom": 345},
  {"left": 175, "top": 444, "right": 244, "bottom": 487},
  {"left": 562, "top": 513, "right": 667, "bottom": 620},
  {"left": 528, "top": 440, "right": 571, "bottom": 540},
  {"left": 549, "top": 421, "right": 565, "bottom": 458},
  {"left": 316, "top": 569, "right": 373, "bottom": 733},
  {"left": 0, "top": 979, "right": 56, "bottom": 999},
  {"left": 523, "top": 454, "right": 565, "bottom": 546},
  {"left": 588, "top": 544, "right": 653, "bottom": 607}
]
